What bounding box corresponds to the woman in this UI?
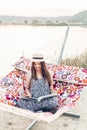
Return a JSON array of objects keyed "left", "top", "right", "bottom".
[{"left": 17, "top": 53, "right": 58, "bottom": 112}]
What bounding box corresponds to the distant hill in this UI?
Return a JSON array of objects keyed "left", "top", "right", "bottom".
[
  {"left": 70, "top": 10, "right": 87, "bottom": 23},
  {"left": 56, "top": 10, "right": 87, "bottom": 23},
  {"left": 0, "top": 10, "right": 87, "bottom": 25}
]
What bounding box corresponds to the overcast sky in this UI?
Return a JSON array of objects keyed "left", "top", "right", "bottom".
[{"left": 0, "top": 0, "right": 87, "bottom": 16}]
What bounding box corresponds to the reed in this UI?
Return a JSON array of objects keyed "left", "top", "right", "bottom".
[{"left": 61, "top": 51, "right": 87, "bottom": 68}]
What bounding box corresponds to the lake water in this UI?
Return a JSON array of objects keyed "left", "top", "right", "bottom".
[{"left": 0, "top": 25, "right": 87, "bottom": 76}]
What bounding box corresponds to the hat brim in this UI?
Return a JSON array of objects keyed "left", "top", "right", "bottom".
[
  {"left": 31, "top": 58, "right": 45, "bottom": 62},
  {"left": 31, "top": 53, "right": 45, "bottom": 62}
]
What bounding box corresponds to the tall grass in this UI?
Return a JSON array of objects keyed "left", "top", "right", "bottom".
[{"left": 61, "top": 51, "right": 87, "bottom": 68}]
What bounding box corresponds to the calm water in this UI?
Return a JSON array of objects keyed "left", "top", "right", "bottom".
[{"left": 0, "top": 25, "right": 87, "bottom": 76}]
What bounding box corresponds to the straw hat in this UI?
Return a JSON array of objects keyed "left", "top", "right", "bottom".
[{"left": 31, "top": 53, "right": 45, "bottom": 62}]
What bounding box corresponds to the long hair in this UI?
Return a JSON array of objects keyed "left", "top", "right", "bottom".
[{"left": 28, "top": 62, "right": 52, "bottom": 88}]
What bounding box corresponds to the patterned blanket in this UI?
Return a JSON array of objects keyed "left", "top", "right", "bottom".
[{"left": 0, "top": 56, "right": 87, "bottom": 122}]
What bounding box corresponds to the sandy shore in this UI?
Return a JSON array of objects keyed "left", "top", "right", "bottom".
[{"left": 0, "top": 87, "right": 87, "bottom": 130}]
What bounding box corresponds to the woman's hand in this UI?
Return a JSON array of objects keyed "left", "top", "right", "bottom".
[{"left": 24, "top": 92, "right": 32, "bottom": 98}]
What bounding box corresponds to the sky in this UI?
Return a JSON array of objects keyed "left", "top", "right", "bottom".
[{"left": 0, "top": 0, "right": 87, "bottom": 17}]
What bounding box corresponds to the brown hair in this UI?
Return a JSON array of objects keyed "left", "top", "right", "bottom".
[{"left": 28, "top": 61, "right": 52, "bottom": 89}]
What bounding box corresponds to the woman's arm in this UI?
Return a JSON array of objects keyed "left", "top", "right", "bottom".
[
  {"left": 49, "top": 70, "right": 57, "bottom": 94},
  {"left": 24, "top": 72, "right": 32, "bottom": 97},
  {"left": 50, "top": 83, "right": 57, "bottom": 94}
]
